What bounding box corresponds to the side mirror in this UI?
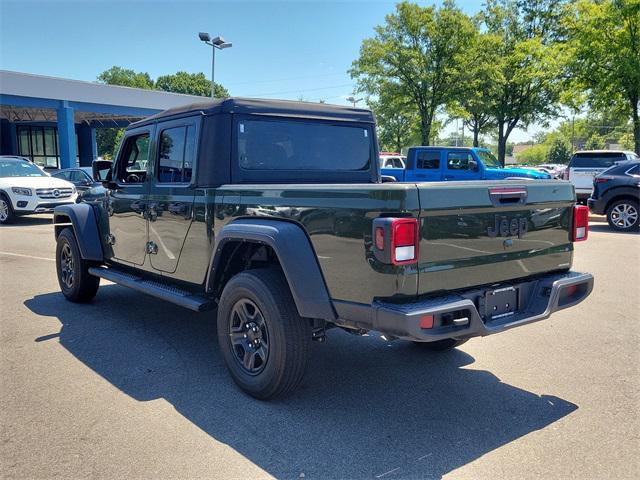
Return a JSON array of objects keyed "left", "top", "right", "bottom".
[
  {"left": 468, "top": 159, "right": 478, "bottom": 172},
  {"left": 92, "top": 160, "right": 113, "bottom": 182}
]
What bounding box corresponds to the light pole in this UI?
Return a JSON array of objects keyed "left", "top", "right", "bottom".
[
  {"left": 198, "top": 32, "right": 232, "bottom": 98},
  {"left": 346, "top": 96, "right": 362, "bottom": 108}
]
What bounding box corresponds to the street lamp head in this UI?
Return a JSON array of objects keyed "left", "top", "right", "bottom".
[
  {"left": 198, "top": 32, "right": 211, "bottom": 42},
  {"left": 218, "top": 42, "right": 232, "bottom": 49},
  {"left": 211, "top": 36, "right": 226, "bottom": 46}
]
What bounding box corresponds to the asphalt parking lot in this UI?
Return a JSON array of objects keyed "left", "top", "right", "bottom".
[{"left": 0, "top": 215, "right": 638, "bottom": 480}]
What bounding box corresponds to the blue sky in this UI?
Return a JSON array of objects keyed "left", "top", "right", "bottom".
[{"left": 1, "top": 0, "right": 540, "bottom": 142}]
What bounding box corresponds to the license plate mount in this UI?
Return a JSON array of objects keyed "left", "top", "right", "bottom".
[{"left": 484, "top": 287, "right": 518, "bottom": 320}]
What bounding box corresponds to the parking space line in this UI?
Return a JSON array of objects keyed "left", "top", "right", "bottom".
[{"left": 0, "top": 251, "right": 55, "bottom": 262}]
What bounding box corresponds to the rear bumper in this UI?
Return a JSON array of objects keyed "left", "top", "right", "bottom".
[
  {"left": 587, "top": 197, "right": 605, "bottom": 215},
  {"left": 333, "top": 271, "right": 594, "bottom": 342}
]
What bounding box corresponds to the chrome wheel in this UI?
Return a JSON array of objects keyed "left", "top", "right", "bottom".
[
  {"left": 610, "top": 203, "right": 638, "bottom": 230},
  {"left": 229, "top": 298, "right": 270, "bottom": 375},
  {"left": 59, "top": 243, "right": 74, "bottom": 289},
  {"left": 0, "top": 199, "right": 8, "bottom": 222}
]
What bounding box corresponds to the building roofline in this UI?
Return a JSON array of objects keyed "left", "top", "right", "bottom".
[{"left": 0, "top": 70, "right": 206, "bottom": 111}]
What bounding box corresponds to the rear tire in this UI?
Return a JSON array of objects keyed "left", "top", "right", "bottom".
[
  {"left": 217, "top": 268, "right": 311, "bottom": 400},
  {"left": 0, "top": 195, "right": 15, "bottom": 225},
  {"left": 606, "top": 199, "right": 639, "bottom": 232},
  {"left": 56, "top": 228, "right": 100, "bottom": 302},
  {"left": 413, "top": 338, "right": 468, "bottom": 351}
]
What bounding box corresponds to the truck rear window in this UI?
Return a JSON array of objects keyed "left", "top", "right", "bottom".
[
  {"left": 237, "top": 119, "right": 371, "bottom": 171},
  {"left": 570, "top": 152, "right": 626, "bottom": 168}
]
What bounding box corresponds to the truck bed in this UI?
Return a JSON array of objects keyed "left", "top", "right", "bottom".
[{"left": 218, "top": 179, "right": 575, "bottom": 304}]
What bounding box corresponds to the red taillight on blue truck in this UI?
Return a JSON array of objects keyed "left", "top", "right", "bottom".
[
  {"left": 573, "top": 205, "right": 589, "bottom": 242},
  {"left": 373, "top": 217, "right": 419, "bottom": 265}
]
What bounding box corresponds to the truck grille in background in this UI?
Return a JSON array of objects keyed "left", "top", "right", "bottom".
[{"left": 36, "top": 188, "right": 73, "bottom": 199}]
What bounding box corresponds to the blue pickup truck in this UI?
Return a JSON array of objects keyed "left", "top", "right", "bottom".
[{"left": 381, "top": 146, "right": 551, "bottom": 182}]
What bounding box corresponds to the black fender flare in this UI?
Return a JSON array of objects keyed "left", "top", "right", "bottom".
[
  {"left": 207, "top": 219, "right": 336, "bottom": 321},
  {"left": 53, "top": 204, "right": 104, "bottom": 262}
]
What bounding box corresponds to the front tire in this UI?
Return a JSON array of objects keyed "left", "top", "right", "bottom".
[
  {"left": 606, "top": 199, "right": 639, "bottom": 232},
  {"left": 56, "top": 228, "right": 100, "bottom": 302},
  {"left": 413, "top": 338, "right": 468, "bottom": 351},
  {"left": 0, "top": 195, "right": 15, "bottom": 224},
  {"left": 217, "top": 268, "right": 311, "bottom": 400}
]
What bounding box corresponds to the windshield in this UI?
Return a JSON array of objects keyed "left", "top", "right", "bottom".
[
  {"left": 0, "top": 160, "right": 48, "bottom": 177},
  {"left": 476, "top": 150, "right": 501, "bottom": 168}
]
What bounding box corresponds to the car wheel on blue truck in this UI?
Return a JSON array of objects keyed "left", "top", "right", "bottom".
[{"left": 53, "top": 98, "right": 593, "bottom": 400}]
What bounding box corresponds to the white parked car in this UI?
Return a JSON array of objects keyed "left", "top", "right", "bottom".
[
  {"left": 0, "top": 156, "right": 77, "bottom": 224},
  {"left": 564, "top": 150, "right": 639, "bottom": 202},
  {"left": 379, "top": 154, "right": 406, "bottom": 169}
]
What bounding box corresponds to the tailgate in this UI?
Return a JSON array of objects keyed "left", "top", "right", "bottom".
[
  {"left": 417, "top": 181, "right": 574, "bottom": 295},
  {"left": 571, "top": 167, "right": 602, "bottom": 191}
]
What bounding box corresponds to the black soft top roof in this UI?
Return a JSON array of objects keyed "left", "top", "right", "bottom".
[{"left": 129, "top": 97, "right": 375, "bottom": 129}]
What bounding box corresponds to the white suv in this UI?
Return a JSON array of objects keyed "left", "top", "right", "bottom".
[
  {"left": 565, "top": 150, "right": 639, "bottom": 202},
  {"left": 0, "top": 156, "right": 77, "bottom": 224}
]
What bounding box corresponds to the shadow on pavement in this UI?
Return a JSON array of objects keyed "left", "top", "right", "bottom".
[
  {"left": 2, "top": 216, "right": 52, "bottom": 227},
  {"left": 25, "top": 285, "right": 578, "bottom": 479},
  {"left": 588, "top": 224, "right": 638, "bottom": 235}
]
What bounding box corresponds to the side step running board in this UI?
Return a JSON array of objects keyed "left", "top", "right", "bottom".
[{"left": 88, "top": 266, "right": 215, "bottom": 312}]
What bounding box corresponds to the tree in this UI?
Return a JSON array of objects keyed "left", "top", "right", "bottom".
[
  {"left": 97, "top": 66, "right": 154, "bottom": 89},
  {"left": 369, "top": 91, "right": 420, "bottom": 152},
  {"left": 546, "top": 137, "right": 572, "bottom": 163},
  {"left": 564, "top": 0, "right": 640, "bottom": 154},
  {"left": 156, "top": 71, "right": 229, "bottom": 97},
  {"left": 585, "top": 133, "right": 606, "bottom": 150},
  {"left": 481, "top": 0, "right": 564, "bottom": 165},
  {"left": 351, "top": 1, "right": 475, "bottom": 145},
  {"left": 96, "top": 67, "right": 229, "bottom": 157},
  {"left": 449, "top": 27, "right": 501, "bottom": 146},
  {"left": 516, "top": 144, "right": 548, "bottom": 164}
]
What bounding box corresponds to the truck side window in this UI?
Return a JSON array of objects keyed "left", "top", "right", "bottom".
[
  {"left": 116, "top": 134, "right": 150, "bottom": 184},
  {"left": 158, "top": 126, "right": 196, "bottom": 183},
  {"left": 447, "top": 152, "right": 475, "bottom": 171},
  {"left": 417, "top": 151, "right": 440, "bottom": 169}
]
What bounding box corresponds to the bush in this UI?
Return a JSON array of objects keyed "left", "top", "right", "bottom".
[
  {"left": 516, "top": 144, "right": 549, "bottom": 165},
  {"left": 546, "top": 138, "right": 572, "bottom": 164}
]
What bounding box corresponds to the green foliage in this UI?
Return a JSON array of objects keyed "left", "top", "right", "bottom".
[
  {"left": 370, "top": 95, "right": 420, "bottom": 152},
  {"left": 516, "top": 144, "right": 549, "bottom": 165},
  {"left": 546, "top": 137, "right": 572, "bottom": 163},
  {"left": 480, "top": 0, "right": 565, "bottom": 165},
  {"left": 155, "top": 71, "right": 229, "bottom": 97},
  {"left": 351, "top": 0, "right": 476, "bottom": 145},
  {"left": 584, "top": 133, "right": 606, "bottom": 150},
  {"left": 564, "top": 0, "right": 640, "bottom": 154},
  {"left": 95, "top": 128, "right": 120, "bottom": 160},
  {"left": 97, "top": 66, "right": 154, "bottom": 89},
  {"left": 448, "top": 27, "right": 501, "bottom": 146},
  {"left": 96, "top": 66, "right": 229, "bottom": 157}
]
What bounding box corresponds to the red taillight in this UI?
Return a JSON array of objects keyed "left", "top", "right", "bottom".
[
  {"left": 420, "top": 315, "right": 434, "bottom": 329},
  {"left": 391, "top": 218, "right": 418, "bottom": 265},
  {"left": 573, "top": 205, "right": 589, "bottom": 242}
]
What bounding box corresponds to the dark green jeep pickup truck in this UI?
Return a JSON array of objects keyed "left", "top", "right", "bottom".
[{"left": 53, "top": 98, "right": 593, "bottom": 399}]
